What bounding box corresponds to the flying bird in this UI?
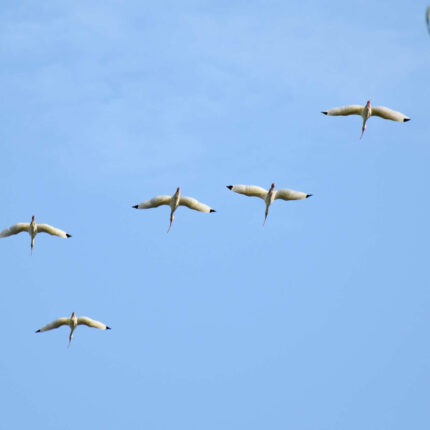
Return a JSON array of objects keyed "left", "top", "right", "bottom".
[
  {"left": 426, "top": 6, "right": 430, "bottom": 34},
  {"left": 227, "top": 183, "right": 312, "bottom": 225},
  {"left": 36, "top": 312, "right": 111, "bottom": 347},
  {"left": 0, "top": 215, "right": 71, "bottom": 255},
  {"left": 321, "top": 100, "right": 410, "bottom": 138},
  {"left": 133, "top": 187, "right": 216, "bottom": 232}
]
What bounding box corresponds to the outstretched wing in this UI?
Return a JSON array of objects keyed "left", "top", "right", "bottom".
[
  {"left": 0, "top": 223, "right": 30, "bottom": 238},
  {"left": 227, "top": 185, "right": 267, "bottom": 199},
  {"left": 179, "top": 197, "right": 215, "bottom": 213},
  {"left": 426, "top": 6, "right": 430, "bottom": 34},
  {"left": 274, "top": 188, "right": 310, "bottom": 201},
  {"left": 133, "top": 195, "right": 171, "bottom": 209},
  {"left": 37, "top": 224, "right": 71, "bottom": 238},
  {"left": 370, "top": 106, "right": 410, "bottom": 122},
  {"left": 36, "top": 317, "right": 70, "bottom": 332},
  {"left": 77, "top": 316, "right": 110, "bottom": 330},
  {"left": 322, "top": 105, "right": 364, "bottom": 116}
]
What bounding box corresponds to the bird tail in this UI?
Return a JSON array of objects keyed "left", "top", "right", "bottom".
[
  {"left": 263, "top": 208, "right": 269, "bottom": 226},
  {"left": 167, "top": 212, "right": 174, "bottom": 233},
  {"left": 360, "top": 122, "right": 366, "bottom": 139}
]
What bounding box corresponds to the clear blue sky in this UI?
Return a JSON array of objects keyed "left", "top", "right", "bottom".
[{"left": 1, "top": 1, "right": 429, "bottom": 429}]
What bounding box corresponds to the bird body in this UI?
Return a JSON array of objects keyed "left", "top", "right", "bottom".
[
  {"left": 168, "top": 187, "right": 182, "bottom": 231},
  {"left": 133, "top": 187, "right": 216, "bottom": 232},
  {"left": 36, "top": 312, "right": 111, "bottom": 346},
  {"left": 322, "top": 100, "right": 410, "bottom": 138},
  {"left": 0, "top": 215, "right": 71, "bottom": 254},
  {"left": 227, "top": 183, "right": 312, "bottom": 224}
]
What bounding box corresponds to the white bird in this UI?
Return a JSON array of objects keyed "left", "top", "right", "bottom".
[
  {"left": 133, "top": 187, "right": 216, "bottom": 232},
  {"left": 426, "top": 6, "right": 430, "bottom": 34},
  {"left": 0, "top": 215, "right": 71, "bottom": 255},
  {"left": 227, "top": 183, "right": 312, "bottom": 225},
  {"left": 36, "top": 312, "right": 111, "bottom": 347},
  {"left": 322, "top": 100, "right": 410, "bottom": 138}
]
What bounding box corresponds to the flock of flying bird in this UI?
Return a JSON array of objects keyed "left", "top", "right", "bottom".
[
  {"left": 2, "top": 8, "right": 428, "bottom": 346},
  {"left": 0, "top": 98, "right": 411, "bottom": 345}
]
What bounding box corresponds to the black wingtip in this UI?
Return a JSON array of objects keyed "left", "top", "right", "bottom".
[
  {"left": 404, "top": 118, "right": 411, "bottom": 122},
  {"left": 106, "top": 326, "right": 111, "bottom": 330},
  {"left": 306, "top": 194, "right": 313, "bottom": 198},
  {"left": 132, "top": 205, "right": 138, "bottom": 209},
  {"left": 210, "top": 209, "right": 216, "bottom": 213},
  {"left": 66, "top": 233, "right": 72, "bottom": 238},
  {"left": 321, "top": 111, "right": 328, "bottom": 115},
  {"left": 35, "top": 330, "right": 40, "bottom": 333},
  {"left": 226, "top": 185, "right": 233, "bottom": 190}
]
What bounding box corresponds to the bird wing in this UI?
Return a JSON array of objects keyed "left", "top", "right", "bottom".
[
  {"left": 36, "top": 317, "right": 70, "bottom": 332},
  {"left": 135, "top": 195, "right": 171, "bottom": 209},
  {"left": 426, "top": 6, "right": 430, "bottom": 33},
  {"left": 37, "top": 224, "right": 70, "bottom": 238},
  {"left": 227, "top": 185, "right": 267, "bottom": 199},
  {"left": 179, "top": 197, "right": 214, "bottom": 213},
  {"left": 370, "top": 106, "right": 410, "bottom": 122},
  {"left": 322, "top": 105, "right": 364, "bottom": 116},
  {"left": 77, "top": 316, "right": 110, "bottom": 330},
  {"left": 0, "top": 223, "right": 30, "bottom": 238},
  {"left": 274, "top": 188, "right": 309, "bottom": 201}
]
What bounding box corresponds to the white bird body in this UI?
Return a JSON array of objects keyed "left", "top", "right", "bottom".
[
  {"left": 0, "top": 215, "right": 71, "bottom": 254},
  {"left": 322, "top": 100, "right": 410, "bottom": 138},
  {"left": 36, "top": 312, "right": 111, "bottom": 346},
  {"left": 227, "top": 183, "right": 312, "bottom": 224},
  {"left": 133, "top": 187, "right": 216, "bottom": 232}
]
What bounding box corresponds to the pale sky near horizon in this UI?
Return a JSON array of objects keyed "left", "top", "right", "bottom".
[{"left": 1, "top": 1, "right": 430, "bottom": 429}]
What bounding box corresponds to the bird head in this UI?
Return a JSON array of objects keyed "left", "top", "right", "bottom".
[{"left": 270, "top": 183, "right": 275, "bottom": 190}]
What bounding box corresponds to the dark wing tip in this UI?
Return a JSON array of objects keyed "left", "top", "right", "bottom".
[
  {"left": 132, "top": 205, "right": 138, "bottom": 209},
  {"left": 226, "top": 185, "right": 233, "bottom": 190},
  {"left": 210, "top": 209, "right": 216, "bottom": 213},
  {"left": 321, "top": 111, "right": 328, "bottom": 115},
  {"left": 306, "top": 194, "right": 313, "bottom": 198},
  {"left": 66, "top": 233, "right": 72, "bottom": 238},
  {"left": 404, "top": 118, "right": 411, "bottom": 122},
  {"left": 106, "top": 326, "right": 111, "bottom": 330},
  {"left": 35, "top": 329, "right": 40, "bottom": 333}
]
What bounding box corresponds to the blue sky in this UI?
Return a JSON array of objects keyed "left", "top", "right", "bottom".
[{"left": 1, "top": 1, "right": 430, "bottom": 429}]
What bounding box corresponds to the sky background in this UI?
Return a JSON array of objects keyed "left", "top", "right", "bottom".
[{"left": 1, "top": 1, "right": 430, "bottom": 429}]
